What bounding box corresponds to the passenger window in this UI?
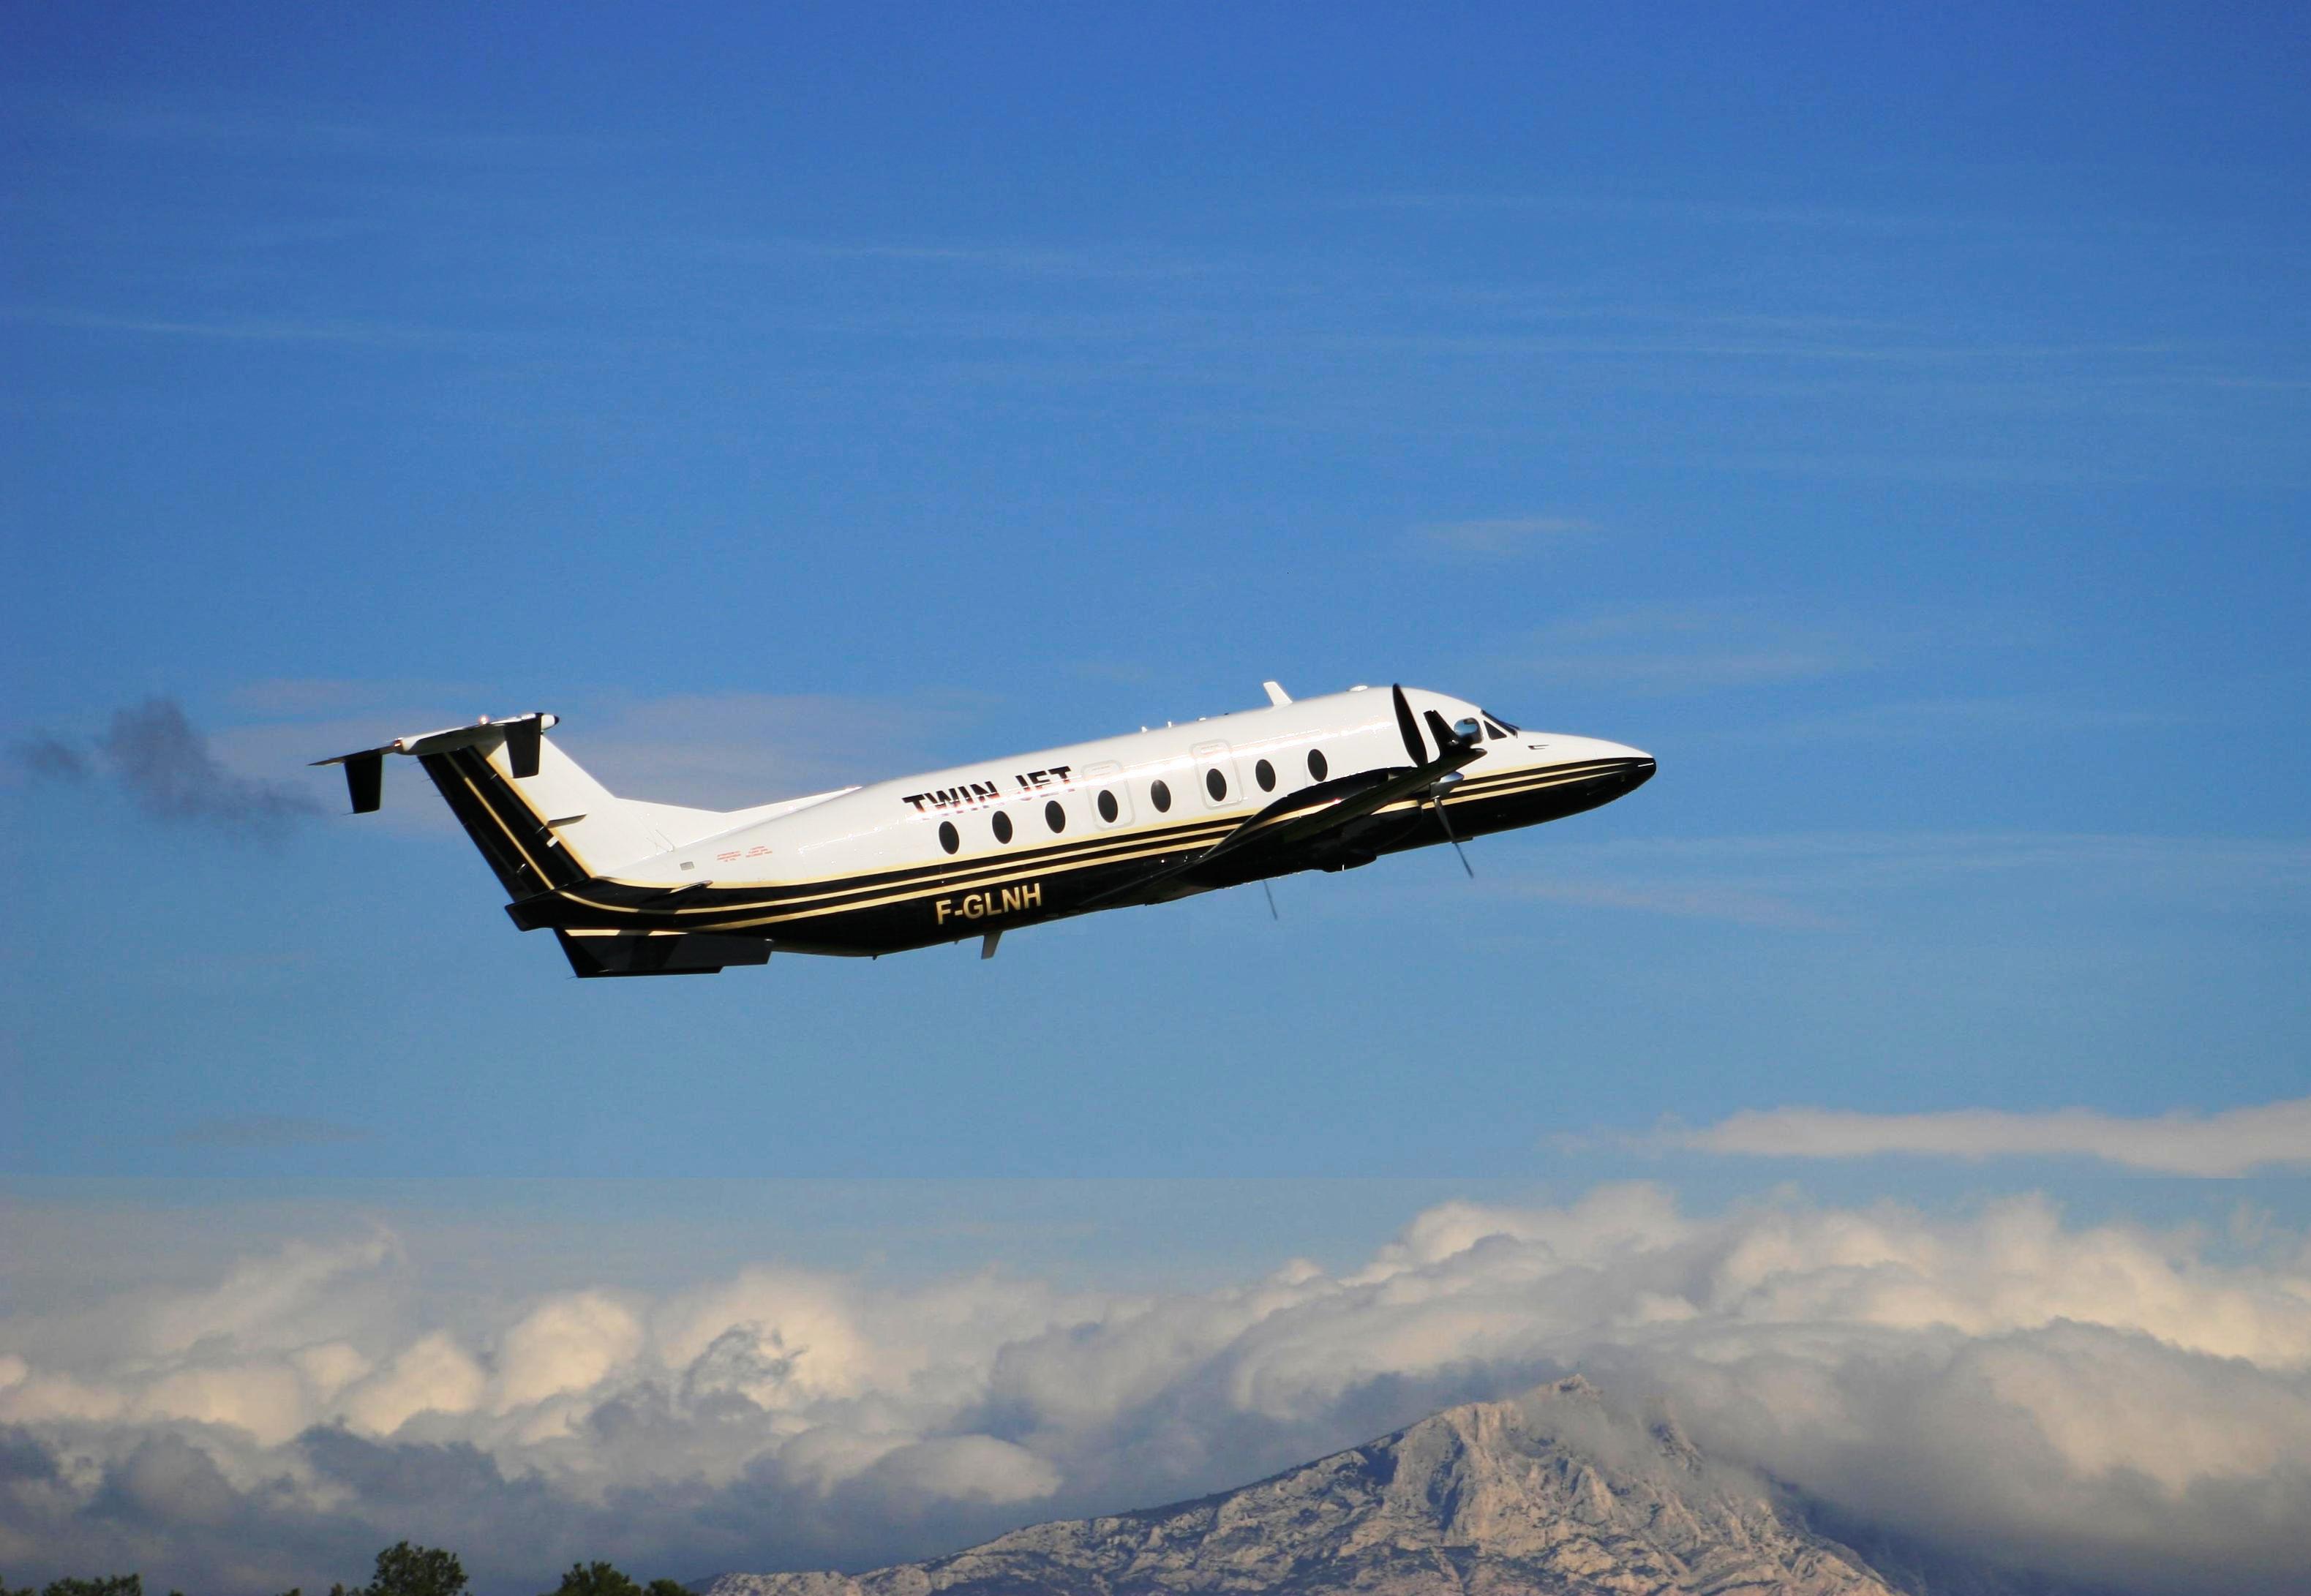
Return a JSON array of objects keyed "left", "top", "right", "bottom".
[
  {"left": 993, "top": 810, "right": 1013, "bottom": 844},
  {"left": 1045, "top": 799, "right": 1066, "bottom": 833},
  {"left": 938, "top": 821, "right": 960, "bottom": 855},
  {"left": 1255, "top": 759, "right": 1275, "bottom": 792},
  {"left": 1151, "top": 778, "right": 1171, "bottom": 813},
  {"left": 1206, "top": 768, "right": 1227, "bottom": 802},
  {"left": 1097, "top": 789, "right": 1119, "bottom": 823},
  {"left": 1308, "top": 748, "right": 1329, "bottom": 781}
]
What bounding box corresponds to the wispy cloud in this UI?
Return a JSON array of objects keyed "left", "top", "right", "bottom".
[
  {"left": 174, "top": 1115, "right": 369, "bottom": 1151},
  {"left": 1646, "top": 1096, "right": 2311, "bottom": 1176},
  {"left": 710, "top": 237, "right": 1215, "bottom": 282},
  {"left": 212, "top": 684, "right": 997, "bottom": 827},
  {"left": 1410, "top": 515, "right": 1594, "bottom": 558},
  {"left": 1329, "top": 191, "right": 2004, "bottom": 238},
  {"left": 58, "top": 94, "right": 634, "bottom": 167},
  {"left": 1495, "top": 604, "right": 1873, "bottom": 695},
  {"left": 1756, "top": 693, "right": 2168, "bottom": 742},
  {"left": 1490, "top": 830, "right": 2311, "bottom": 930},
  {"left": 1503, "top": 878, "right": 1849, "bottom": 931},
  {"left": 4, "top": 305, "right": 455, "bottom": 347}
]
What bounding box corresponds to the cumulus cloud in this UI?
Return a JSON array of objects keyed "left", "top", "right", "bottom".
[
  {"left": 1, "top": 1189, "right": 2308, "bottom": 1595},
  {"left": 1653, "top": 1096, "right": 2311, "bottom": 1175}
]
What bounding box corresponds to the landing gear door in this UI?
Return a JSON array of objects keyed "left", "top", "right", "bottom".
[{"left": 1190, "top": 740, "right": 1243, "bottom": 808}]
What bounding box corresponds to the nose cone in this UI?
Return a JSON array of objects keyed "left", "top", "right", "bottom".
[
  {"left": 1612, "top": 743, "right": 1657, "bottom": 791},
  {"left": 1551, "top": 737, "right": 1654, "bottom": 784}
]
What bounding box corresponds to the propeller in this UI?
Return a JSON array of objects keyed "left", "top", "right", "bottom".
[
  {"left": 1430, "top": 774, "right": 1476, "bottom": 878},
  {"left": 1391, "top": 685, "right": 1480, "bottom": 877},
  {"left": 1391, "top": 683, "right": 1427, "bottom": 763}
]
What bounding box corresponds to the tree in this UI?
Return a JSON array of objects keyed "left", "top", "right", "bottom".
[
  {"left": 546, "top": 1567, "right": 639, "bottom": 1596},
  {"left": 43, "top": 1581, "right": 143, "bottom": 1596},
  {"left": 540, "top": 1564, "right": 688, "bottom": 1596},
  {"left": 328, "top": 1543, "right": 466, "bottom": 1596}
]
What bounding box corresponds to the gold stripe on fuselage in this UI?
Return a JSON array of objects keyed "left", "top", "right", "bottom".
[
  {"left": 582, "top": 757, "right": 1631, "bottom": 906},
  {"left": 585, "top": 759, "right": 1639, "bottom": 934}
]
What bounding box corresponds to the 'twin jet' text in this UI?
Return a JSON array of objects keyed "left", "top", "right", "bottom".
[{"left": 902, "top": 767, "right": 1074, "bottom": 813}]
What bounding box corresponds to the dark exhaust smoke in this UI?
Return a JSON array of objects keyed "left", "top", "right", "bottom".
[{"left": 12, "top": 696, "right": 322, "bottom": 841}]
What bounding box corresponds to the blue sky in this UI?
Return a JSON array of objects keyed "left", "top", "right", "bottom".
[{"left": 3, "top": 5, "right": 2309, "bottom": 1589}]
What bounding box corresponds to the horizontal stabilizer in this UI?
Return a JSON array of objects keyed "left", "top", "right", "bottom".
[{"left": 312, "top": 713, "right": 557, "bottom": 812}]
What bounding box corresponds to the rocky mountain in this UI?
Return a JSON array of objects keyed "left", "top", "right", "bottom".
[{"left": 699, "top": 1377, "right": 1910, "bottom": 1596}]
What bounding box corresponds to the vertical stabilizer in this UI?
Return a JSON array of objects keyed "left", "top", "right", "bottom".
[{"left": 315, "top": 714, "right": 729, "bottom": 894}]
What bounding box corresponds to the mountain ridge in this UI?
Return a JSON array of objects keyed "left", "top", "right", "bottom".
[{"left": 699, "top": 1377, "right": 1921, "bottom": 1596}]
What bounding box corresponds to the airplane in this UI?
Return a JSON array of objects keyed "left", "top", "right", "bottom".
[{"left": 317, "top": 682, "right": 1655, "bottom": 977}]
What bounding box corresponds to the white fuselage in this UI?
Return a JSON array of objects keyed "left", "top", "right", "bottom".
[{"left": 617, "top": 685, "right": 1641, "bottom": 892}]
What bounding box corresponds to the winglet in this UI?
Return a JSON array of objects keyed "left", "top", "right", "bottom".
[{"left": 1262, "top": 680, "right": 1292, "bottom": 707}]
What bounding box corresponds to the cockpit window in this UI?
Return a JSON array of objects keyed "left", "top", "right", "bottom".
[{"left": 1483, "top": 714, "right": 1517, "bottom": 738}]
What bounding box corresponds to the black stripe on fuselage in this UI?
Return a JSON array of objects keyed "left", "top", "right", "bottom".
[
  {"left": 707, "top": 757, "right": 1653, "bottom": 955},
  {"left": 577, "top": 757, "right": 1638, "bottom": 910},
  {"left": 518, "top": 758, "right": 1649, "bottom": 944}
]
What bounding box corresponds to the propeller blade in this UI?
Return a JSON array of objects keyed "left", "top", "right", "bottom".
[
  {"left": 1432, "top": 791, "right": 1476, "bottom": 878},
  {"left": 1391, "top": 684, "right": 1426, "bottom": 764}
]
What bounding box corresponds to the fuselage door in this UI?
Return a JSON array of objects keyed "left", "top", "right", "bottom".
[{"left": 1190, "top": 740, "right": 1242, "bottom": 809}]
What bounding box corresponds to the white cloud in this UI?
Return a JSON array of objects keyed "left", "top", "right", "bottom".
[
  {"left": 1496, "top": 604, "right": 1874, "bottom": 694},
  {"left": 1497, "top": 831, "right": 2311, "bottom": 928},
  {"left": 3, "top": 1189, "right": 2310, "bottom": 1592},
  {"left": 210, "top": 685, "right": 990, "bottom": 833},
  {"left": 336, "top": 1331, "right": 488, "bottom": 1435},
  {"left": 1657, "top": 1096, "right": 2311, "bottom": 1176}
]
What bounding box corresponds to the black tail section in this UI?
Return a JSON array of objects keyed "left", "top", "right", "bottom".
[{"left": 418, "top": 747, "right": 593, "bottom": 898}]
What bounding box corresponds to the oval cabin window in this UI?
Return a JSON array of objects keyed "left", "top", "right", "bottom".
[
  {"left": 1255, "top": 758, "right": 1275, "bottom": 792},
  {"left": 1097, "top": 789, "right": 1119, "bottom": 823},
  {"left": 1151, "top": 779, "right": 1171, "bottom": 813},
  {"left": 1045, "top": 799, "right": 1067, "bottom": 833},
  {"left": 937, "top": 821, "right": 960, "bottom": 855},
  {"left": 992, "top": 810, "right": 1013, "bottom": 844},
  {"left": 1308, "top": 748, "right": 1329, "bottom": 782},
  {"left": 1206, "top": 768, "right": 1227, "bottom": 802}
]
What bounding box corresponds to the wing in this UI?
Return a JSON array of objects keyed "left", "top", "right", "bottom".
[{"left": 1082, "top": 685, "right": 1483, "bottom": 908}]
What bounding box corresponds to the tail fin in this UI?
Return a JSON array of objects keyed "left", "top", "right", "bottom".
[{"left": 315, "top": 714, "right": 725, "bottom": 893}]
